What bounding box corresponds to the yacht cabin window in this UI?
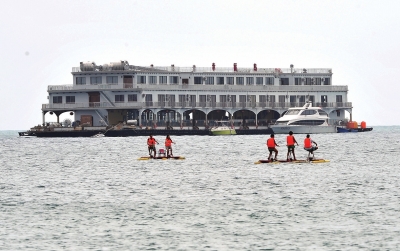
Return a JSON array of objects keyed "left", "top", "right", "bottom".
[
  {"left": 288, "top": 120, "right": 325, "bottom": 126},
  {"left": 318, "top": 110, "right": 328, "bottom": 116},
  {"left": 300, "top": 110, "right": 317, "bottom": 115},
  {"left": 285, "top": 109, "right": 301, "bottom": 115}
]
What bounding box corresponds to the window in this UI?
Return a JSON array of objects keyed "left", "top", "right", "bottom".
[
  {"left": 336, "top": 95, "right": 343, "bottom": 102},
  {"left": 266, "top": 77, "right": 274, "bottom": 85},
  {"left": 167, "top": 94, "right": 175, "bottom": 105},
  {"left": 216, "top": 77, "right": 224, "bottom": 85},
  {"left": 236, "top": 77, "right": 244, "bottom": 85},
  {"left": 286, "top": 109, "right": 301, "bottom": 115},
  {"left": 66, "top": 96, "right": 75, "bottom": 104},
  {"left": 267, "top": 95, "right": 275, "bottom": 103},
  {"left": 205, "top": 77, "right": 214, "bottom": 85},
  {"left": 194, "top": 77, "right": 202, "bottom": 84},
  {"left": 76, "top": 77, "right": 86, "bottom": 85},
  {"left": 323, "top": 78, "right": 331, "bottom": 85},
  {"left": 115, "top": 95, "right": 124, "bottom": 102},
  {"left": 53, "top": 96, "right": 62, "bottom": 103},
  {"left": 321, "top": 95, "right": 328, "bottom": 103},
  {"left": 169, "top": 76, "right": 178, "bottom": 84},
  {"left": 280, "top": 78, "right": 289, "bottom": 85},
  {"left": 138, "top": 76, "right": 146, "bottom": 84},
  {"left": 276, "top": 121, "right": 288, "bottom": 125},
  {"left": 246, "top": 77, "right": 254, "bottom": 85},
  {"left": 315, "top": 78, "right": 321, "bottom": 85},
  {"left": 256, "top": 77, "right": 263, "bottom": 85},
  {"left": 295, "top": 78, "right": 302, "bottom": 85},
  {"left": 337, "top": 110, "right": 341, "bottom": 117},
  {"left": 199, "top": 95, "right": 206, "bottom": 106},
  {"left": 305, "top": 78, "right": 312, "bottom": 85},
  {"left": 279, "top": 95, "right": 286, "bottom": 104},
  {"left": 308, "top": 95, "right": 315, "bottom": 103},
  {"left": 289, "top": 120, "right": 325, "bottom": 126},
  {"left": 259, "top": 95, "right": 267, "bottom": 103},
  {"left": 298, "top": 95, "right": 306, "bottom": 104},
  {"left": 106, "top": 76, "right": 118, "bottom": 84},
  {"left": 300, "top": 110, "right": 317, "bottom": 115},
  {"left": 159, "top": 76, "right": 167, "bottom": 84},
  {"left": 128, "top": 94, "right": 137, "bottom": 102},
  {"left": 227, "top": 77, "right": 234, "bottom": 85},
  {"left": 90, "top": 76, "right": 102, "bottom": 84},
  {"left": 318, "top": 110, "right": 328, "bottom": 116},
  {"left": 149, "top": 76, "right": 157, "bottom": 84}
]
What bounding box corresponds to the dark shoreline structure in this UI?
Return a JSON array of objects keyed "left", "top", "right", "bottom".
[{"left": 18, "top": 128, "right": 274, "bottom": 137}]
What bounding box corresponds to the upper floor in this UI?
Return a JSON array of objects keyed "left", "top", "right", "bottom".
[{"left": 70, "top": 61, "right": 333, "bottom": 88}]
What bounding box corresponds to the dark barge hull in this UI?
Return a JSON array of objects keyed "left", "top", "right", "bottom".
[
  {"left": 337, "top": 127, "right": 373, "bottom": 133},
  {"left": 20, "top": 128, "right": 273, "bottom": 137},
  {"left": 27, "top": 130, "right": 105, "bottom": 137}
]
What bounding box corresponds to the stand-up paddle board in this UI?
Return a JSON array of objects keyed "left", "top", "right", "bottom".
[{"left": 254, "top": 159, "right": 330, "bottom": 164}]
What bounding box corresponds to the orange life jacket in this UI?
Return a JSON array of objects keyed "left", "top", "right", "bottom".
[
  {"left": 267, "top": 138, "right": 275, "bottom": 148},
  {"left": 287, "top": 135, "right": 294, "bottom": 145},
  {"left": 147, "top": 138, "right": 156, "bottom": 146},
  {"left": 304, "top": 138, "right": 312, "bottom": 148},
  {"left": 165, "top": 139, "right": 172, "bottom": 147}
]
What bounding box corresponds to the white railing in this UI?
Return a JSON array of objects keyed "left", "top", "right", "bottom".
[
  {"left": 48, "top": 84, "right": 348, "bottom": 92},
  {"left": 72, "top": 65, "right": 332, "bottom": 74},
  {"left": 42, "top": 101, "right": 352, "bottom": 110}
]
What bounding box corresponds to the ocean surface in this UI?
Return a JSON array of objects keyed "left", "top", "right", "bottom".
[{"left": 1, "top": 127, "right": 400, "bottom": 250}]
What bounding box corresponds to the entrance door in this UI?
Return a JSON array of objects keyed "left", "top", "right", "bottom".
[
  {"left": 88, "top": 92, "right": 100, "bottom": 107},
  {"left": 123, "top": 76, "right": 133, "bottom": 88}
]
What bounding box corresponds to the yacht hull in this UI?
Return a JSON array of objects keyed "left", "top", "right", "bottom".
[{"left": 270, "top": 125, "right": 337, "bottom": 134}]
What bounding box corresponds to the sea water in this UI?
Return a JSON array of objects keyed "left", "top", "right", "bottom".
[{"left": 1, "top": 127, "right": 400, "bottom": 250}]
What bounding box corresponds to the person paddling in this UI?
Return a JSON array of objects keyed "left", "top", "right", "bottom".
[
  {"left": 165, "top": 135, "right": 175, "bottom": 157},
  {"left": 267, "top": 134, "right": 279, "bottom": 161},
  {"left": 304, "top": 134, "right": 318, "bottom": 159},
  {"left": 286, "top": 131, "right": 299, "bottom": 161},
  {"left": 147, "top": 134, "right": 159, "bottom": 158}
]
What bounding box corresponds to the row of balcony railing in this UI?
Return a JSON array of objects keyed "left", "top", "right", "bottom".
[
  {"left": 43, "top": 101, "right": 352, "bottom": 110},
  {"left": 48, "top": 84, "right": 347, "bottom": 92}
]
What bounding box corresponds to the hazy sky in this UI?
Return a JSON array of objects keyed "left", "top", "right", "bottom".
[{"left": 1, "top": 0, "right": 399, "bottom": 130}]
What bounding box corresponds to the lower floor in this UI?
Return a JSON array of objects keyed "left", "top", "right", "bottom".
[{"left": 42, "top": 106, "right": 352, "bottom": 129}]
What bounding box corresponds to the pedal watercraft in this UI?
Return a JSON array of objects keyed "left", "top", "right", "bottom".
[
  {"left": 138, "top": 156, "right": 185, "bottom": 160},
  {"left": 254, "top": 159, "right": 330, "bottom": 164}
]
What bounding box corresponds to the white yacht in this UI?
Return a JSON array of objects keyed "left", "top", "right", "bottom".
[{"left": 270, "top": 102, "right": 337, "bottom": 134}]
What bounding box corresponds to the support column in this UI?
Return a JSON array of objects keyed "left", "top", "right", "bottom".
[{"left": 42, "top": 111, "right": 46, "bottom": 126}]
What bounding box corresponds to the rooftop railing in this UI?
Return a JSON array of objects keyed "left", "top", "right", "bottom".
[{"left": 72, "top": 66, "right": 332, "bottom": 74}]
